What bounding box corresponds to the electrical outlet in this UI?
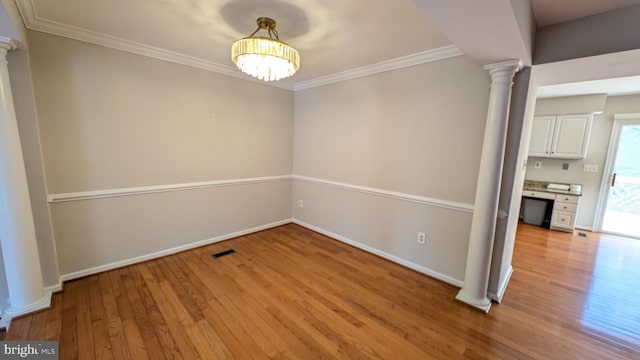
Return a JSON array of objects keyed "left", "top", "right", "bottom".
[
  {"left": 583, "top": 164, "right": 598, "bottom": 172},
  {"left": 417, "top": 232, "right": 426, "bottom": 245},
  {"left": 298, "top": 200, "right": 304, "bottom": 208},
  {"left": 534, "top": 161, "right": 542, "bottom": 168}
]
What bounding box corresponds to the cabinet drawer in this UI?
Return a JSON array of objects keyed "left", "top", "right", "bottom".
[
  {"left": 551, "top": 211, "right": 576, "bottom": 230},
  {"left": 522, "top": 190, "right": 555, "bottom": 200},
  {"left": 553, "top": 202, "right": 578, "bottom": 213},
  {"left": 555, "top": 194, "right": 579, "bottom": 204}
]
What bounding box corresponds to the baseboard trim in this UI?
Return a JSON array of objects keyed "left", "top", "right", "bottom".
[
  {"left": 574, "top": 225, "right": 594, "bottom": 232},
  {"left": 488, "top": 265, "right": 513, "bottom": 303},
  {"left": 60, "top": 219, "right": 292, "bottom": 282},
  {"left": 44, "top": 282, "right": 63, "bottom": 294},
  {"left": 292, "top": 218, "right": 463, "bottom": 288},
  {"left": 455, "top": 290, "right": 492, "bottom": 313},
  {"left": 1, "top": 290, "right": 53, "bottom": 327}
]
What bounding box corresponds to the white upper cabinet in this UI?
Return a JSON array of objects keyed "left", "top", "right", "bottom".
[
  {"left": 528, "top": 114, "right": 593, "bottom": 159},
  {"left": 528, "top": 116, "right": 555, "bottom": 157}
]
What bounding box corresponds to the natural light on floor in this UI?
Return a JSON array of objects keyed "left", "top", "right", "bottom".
[
  {"left": 602, "top": 210, "right": 640, "bottom": 238},
  {"left": 583, "top": 232, "right": 640, "bottom": 344}
]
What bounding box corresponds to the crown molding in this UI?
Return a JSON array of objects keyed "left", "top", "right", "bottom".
[
  {"left": 14, "top": 0, "right": 294, "bottom": 90},
  {"left": 15, "top": 0, "right": 463, "bottom": 92},
  {"left": 292, "top": 45, "right": 464, "bottom": 91}
]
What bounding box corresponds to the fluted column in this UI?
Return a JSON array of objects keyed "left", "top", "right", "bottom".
[
  {"left": 456, "top": 60, "right": 521, "bottom": 312},
  {"left": 0, "top": 38, "right": 47, "bottom": 316}
]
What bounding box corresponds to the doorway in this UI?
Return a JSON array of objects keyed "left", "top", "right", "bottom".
[{"left": 598, "top": 114, "right": 640, "bottom": 239}]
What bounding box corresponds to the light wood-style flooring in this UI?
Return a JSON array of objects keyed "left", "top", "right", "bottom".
[{"left": 7, "top": 223, "right": 640, "bottom": 359}]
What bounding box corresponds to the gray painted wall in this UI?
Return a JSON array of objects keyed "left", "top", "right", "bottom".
[
  {"left": 26, "top": 31, "right": 294, "bottom": 277},
  {"left": 293, "top": 55, "right": 491, "bottom": 283},
  {"left": 535, "top": 5, "right": 640, "bottom": 64}
]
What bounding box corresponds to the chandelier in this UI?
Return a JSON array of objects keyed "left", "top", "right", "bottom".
[{"left": 231, "top": 17, "right": 300, "bottom": 81}]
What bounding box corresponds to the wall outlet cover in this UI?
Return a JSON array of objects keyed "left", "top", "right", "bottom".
[
  {"left": 562, "top": 163, "right": 570, "bottom": 170},
  {"left": 417, "top": 232, "right": 426, "bottom": 244}
]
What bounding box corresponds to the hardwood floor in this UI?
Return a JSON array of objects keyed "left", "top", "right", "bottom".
[{"left": 7, "top": 223, "right": 640, "bottom": 359}]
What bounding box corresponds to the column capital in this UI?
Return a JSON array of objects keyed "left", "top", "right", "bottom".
[
  {"left": 484, "top": 59, "right": 523, "bottom": 72},
  {"left": 0, "top": 36, "right": 17, "bottom": 48},
  {"left": 484, "top": 60, "right": 522, "bottom": 86},
  {"left": 0, "top": 37, "right": 18, "bottom": 60}
]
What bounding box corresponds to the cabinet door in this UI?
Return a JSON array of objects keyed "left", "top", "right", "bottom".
[
  {"left": 550, "top": 114, "right": 592, "bottom": 159},
  {"left": 528, "top": 116, "right": 555, "bottom": 157}
]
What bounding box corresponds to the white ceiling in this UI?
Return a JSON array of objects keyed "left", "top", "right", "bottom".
[
  {"left": 11, "top": 0, "right": 640, "bottom": 95},
  {"left": 17, "top": 0, "right": 451, "bottom": 88}
]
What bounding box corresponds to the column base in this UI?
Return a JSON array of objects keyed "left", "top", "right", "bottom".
[
  {"left": 456, "top": 289, "right": 492, "bottom": 313},
  {"left": 2, "top": 290, "right": 52, "bottom": 319}
]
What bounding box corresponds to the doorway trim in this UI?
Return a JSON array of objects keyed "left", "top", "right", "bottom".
[{"left": 593, "top": 113, "right": 640, "bottom": 233}]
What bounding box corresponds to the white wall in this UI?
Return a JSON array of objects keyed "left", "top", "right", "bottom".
[
  {"left": 27, "top": 31, "right": 294, "bottom": 277},
  {"left": 535, "top": 94, "right": 607, "bottom": 115},
  {"left": 293, "top": 55, "right": 490, "bottom": 283},
  {"left": 526, "top": 94, "right": 640, "bottom": 229}
]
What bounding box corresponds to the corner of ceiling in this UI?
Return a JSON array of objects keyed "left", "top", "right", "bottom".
[
  {"left": 14, "top": 0, "right": 463, "bottom": 93},
  {"left": 292, "top": 45, "right": 464, "bottom": 91},
  {"left": 13, "top": 0, "right": 295, "bottom": 90}
]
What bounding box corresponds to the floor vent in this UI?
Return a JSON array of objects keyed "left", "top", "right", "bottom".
[
  {"left": 577, "top": 232, "right": 587, "bottom": 237},
  {"left": 212, "top": 249, "right": 236, "bottom": 258}
]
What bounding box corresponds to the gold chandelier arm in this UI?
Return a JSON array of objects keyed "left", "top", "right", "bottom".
[
  {"left": 248, "top": 27, "right": 261, "bottom": 37},
  {"left": 247, "top": 18, "right": 280, "bottom": 40}
]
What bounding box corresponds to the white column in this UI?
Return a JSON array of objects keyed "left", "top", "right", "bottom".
[
  {"left": 456, "top": 60, "right": 521, "bottom": 312},
  {"left": 0, "top": 39, "right": 47, "bottom": 317}
]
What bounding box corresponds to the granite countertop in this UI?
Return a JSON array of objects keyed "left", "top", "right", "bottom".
[{"left": 523, "top": 180, "right": 582, "bottom": 196}]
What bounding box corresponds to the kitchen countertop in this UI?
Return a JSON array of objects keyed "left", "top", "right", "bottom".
[{"left": 523, "top": 180, "right": 582, "bottom": 196}]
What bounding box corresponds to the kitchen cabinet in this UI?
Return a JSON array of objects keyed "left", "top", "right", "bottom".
[
  {"left": 550, "top": 194, "right": 580, "bottom": 232},
  {"left": 528, "top": 114, "right": 593, "bottom": 159}
]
